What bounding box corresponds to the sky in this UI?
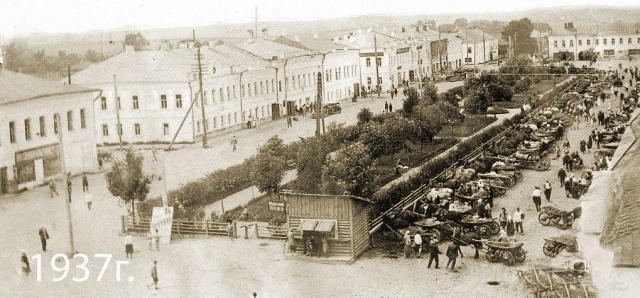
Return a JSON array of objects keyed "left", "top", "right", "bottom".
[{"left": 0, "top": 0, "right": 638, "bottom": 39}]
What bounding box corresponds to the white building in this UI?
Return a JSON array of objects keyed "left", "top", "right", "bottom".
[
  {"left": 456, "top": 28, "right": 499, "bottom": 65},
  {"left": 70, "top": 45, "right": 273, "bottom": 145},
  {"left": 547, "top": 24, "right": 640, "bottom": 60},
  {"left": 388, "top": 26, "right": 433, "bottom": 84},
  {"left": 0, "top": 70, "right": 100, "bottom": 193},
  {"left": 273, "top": 34, "right": 361, "bottom": 103}
]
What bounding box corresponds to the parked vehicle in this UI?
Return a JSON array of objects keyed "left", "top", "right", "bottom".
[{"left": 323, "top": 103, "right": 342, "bottom": 115}]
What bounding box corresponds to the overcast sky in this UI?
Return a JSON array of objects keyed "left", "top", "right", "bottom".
[{"left": 0, "top": 0, "right": 638, "bottom": 38}]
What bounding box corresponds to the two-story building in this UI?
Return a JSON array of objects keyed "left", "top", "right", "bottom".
[
  {"left": 457, "top": 28, "right": 499, "bottom": 65},
  {"left": 388, "top": 26, "right": 432, "bottom": 84},
  {"left": 0, "top": 70, "right": 100, "bottom": 193},
  {"left": 548, "top": 24, "right": 640, "bottom": 60}
]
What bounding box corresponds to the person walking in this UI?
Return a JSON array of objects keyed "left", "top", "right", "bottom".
[
  {"left": 543, "top": 180, "right": 552, "bottom": 202},
  {"left": 85, "top": 191, "right": 93, "bottom": 211},
  {"left": 389, "top": 103, "right": 393, "bottom": 112},
  {"left": 579, "top": 140, "right": 587, "bottom": 154},
  {"left": 49, "top": 180, "right": 59, "bottom": 198},
  {"left": 287, "top": 228, "right": 296, "bottom": 254},
  {"left": 20, "top": 250, "right": 30, "bottom": 276},
  {"left": 413, "top": 232, "right": 423, "bottom": 258},
  {"left": 446, "top": 241, "right": 463, "bottom": 271},
  {"left": 38, "top": 227, "right": 49, "bottom": 252},
  {"left": 532, "top": 186, "right": 542, "bottom": 212},
  {"left": 562, "top": 138, "right": 570, "bottom": 151},
  {"left": 565, "top": 176, "right": 573, "bottom": 198},
  {"left": 513, "top": 208, "right": 524, "bottom": 234},
  {"left": 125, "top": 233, "right": 134, "bottom": 258},
  {"left": 149, "top": 260, "right": 159, "bottom": 290},
  {"left": 231, "top": 136, "right": 238, "bottom": 152},
  {"left": 384, "top": 101, "right": 389, "bottom": 112},
  {"left": 287, "top": 115, "right": 293, "bottom": 128},
  {"left": 427, "top": 239, "right": 442, "bottom": 269},
  {"left": 82, "top": 173, "right": 89, "bottom": 192},
  {"left": 558, "top": 168, "right": 567, "bottom": 187},
  {"left": 498, "top": 208, "right": 508, "bottom": 228},
  {"left": 403, "top": 231, "right": 412, "bottom": 258},
  {"left": 506, "top": 216, "right": 516, "bottom": 240}
]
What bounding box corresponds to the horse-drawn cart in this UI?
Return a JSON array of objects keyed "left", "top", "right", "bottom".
[
  {"left": 460, "top": 217, "right": 500, "bottom": 238},
  {"left": 543, "top": 235, "right": 578, "bottom": 257},
  {"left": 538, "top": 206, "right": 581, "bottom": 230},
  {"left": 484, "top": 240, "right": 527, "bottom": 266}
]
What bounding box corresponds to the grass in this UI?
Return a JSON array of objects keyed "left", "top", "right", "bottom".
[
  {"left": 436, "top": 115, "right": 498, "bottom": 138},
  {"left": 494, "top": 76, "right": 570, "bottom": 109}
]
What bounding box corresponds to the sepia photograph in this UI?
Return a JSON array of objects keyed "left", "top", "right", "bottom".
[{"left": 1, "top": 0, "right": 640, "bottom": 297}]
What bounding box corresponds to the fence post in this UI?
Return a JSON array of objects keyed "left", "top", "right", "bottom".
[
  {"left": 205, "top": 220, "right": 209, "bottom": 237},
  {"left": 177, "top": 219, "right": 181, "bottom": 235},
  {"left": 254, "top": 223, "right": 259, "bottom": 239},
  {"left": 244, "top": 225, "right": 249, "bottom": 239},
  {"left": 121, "top": 215, "right": 125, "bottom": 234}
]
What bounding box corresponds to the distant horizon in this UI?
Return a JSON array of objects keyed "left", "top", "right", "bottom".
[{"left": 1, "top": 0, "right": 639, "bottom": 40}]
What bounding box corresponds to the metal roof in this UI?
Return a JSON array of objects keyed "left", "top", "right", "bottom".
[
  {"left": 233, "top": 39, "right": 312, "bottom": 60},
  {"left": 0, "top": 70, "right": 97, "bottom": 106}
]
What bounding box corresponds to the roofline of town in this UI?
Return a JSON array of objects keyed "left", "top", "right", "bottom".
[{"left": 0, "top": 89, "right": 102, "bottom": 107}]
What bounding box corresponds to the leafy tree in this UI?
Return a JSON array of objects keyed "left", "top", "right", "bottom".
[
  {"left": 322, "top": 142, "right": 375, "bottom": 198},
  {"left": 412, "top": 105, "right": 443, "bottom": 153},
  {"left": 85, "top": 49, "right": 102, "bottom": 63},
  {"left": 421, "top": 83, "right": 439, "bottom": 105},
  {"left": 454, "top": 18, "right": 469, "bottom": 29},
  {"left": 465, "top": 88, "right": 492, "bottom": 114},
  {"left": 382, "top": 116, "right": 414, "bottom": 155},
  {"left": 439, "top": 86, "right": 463, "bottom": 106},
  {"left": 514, "top": 77, "right": 532, "bottom": 94},
  {"left": 105, "top": 149, "right": 151, "bottom": 216},
  {"left": 501, "top": 18, "right": 536, "bottom": 56},
  {"left": 359, "top": 122, "right": 389, "bottom": 159},
  {"left": 295, "top": 137, "right": 332, "bottom": 193},
  {"left": 124, "top": 32, "right": 150, "bottom": 51},
  {"left": 403, "top": 87, "right": 420, "bottom": 115},
  {"left": 253, "top": 136, "right": 287, "bottom": 198},
  {"left": 357, "top": 107, "right": 373, "bottom": 125},
  {"left": 487, "top": 82, "right": 513, "bottom": 102}
]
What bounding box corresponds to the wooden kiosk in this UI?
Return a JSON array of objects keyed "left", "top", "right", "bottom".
[{"left": 282, "top": 192, "right": 373, "bottom": 263}]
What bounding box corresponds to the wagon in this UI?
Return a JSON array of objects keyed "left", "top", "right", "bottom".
[
  {"left": 518, "top": 266, "right": 596, "bottom": 298},
  {"left": 543, "top": 235, "right": 578, "bottom": 257},
  {"left": 593, "top": 148, "right": 615, "bottom": 160},
  {"left": 460, "top": 217, "right": 500, "bottom": 238},
  {"left": 477, "top": 172, "right": 516, "bottom": 188},
  {"left": 513, "top": 152, "right": 551, "bottom": 171},
  {"left": 413, "top": 218, "right": 448, "bottom": 243},
  {"left": 538, "top": 206, "right": 581, "bottom": 230},
  {"left": 484, "top": 240, "right": 526, "bottom": 266}
]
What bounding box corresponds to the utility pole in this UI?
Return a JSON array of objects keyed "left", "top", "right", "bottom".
[
  {"left": 112, "top": 74, "right": 123, "bottom": 150},
  {"left": 438, "top": 27, "right": 443, "bottom": 75},
  {"left": 56, "top": 113, "right": 75, "bottom": 256},
  {"left": 194, "top": 29, "right": 208, "bottom": 148},
  {"left": 67, "top": 64, "right": 71, "bottom": 85},
  {"left": 374, "top": 34, "right": 381, "bottom": 96},
  {"left": 316, "top": 72, "right": 322, "bottom": 136},
  {"left": 483, "top": 31, "right": 486, "bottom": 63}
]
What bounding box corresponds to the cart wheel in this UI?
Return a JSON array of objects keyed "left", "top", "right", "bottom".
[
  {"left": 538, "top": 212, "right": 551, "bottom": 226},
  {"left": 486, "top": 249, "right": 500, "bottom": 263},
  {"left": 514, "top": 248, "right": 527, "bottom": 263},
  {"left": 429, "top": 229, "right": 442, "bottom": 242},
  {"left": 554, "top": 244, "right": 565, "bottom": 256},
  {"left": 543, "top": 241, "right": 558, "bottom": 257},
  {"left": 515, "top": 172, "right": 523, "bottom": 183},
  {"left": 490, "top": 221, "right": 500, "bottom": 235},
  {"left": 502, "top": 251, "right": 516, "bottom": 266},
  {"left": 557, "top": 220, "right": 570, "bottom": 230},
  {"left": 478, "top": 225, "right": 492, "bottom": 238}
]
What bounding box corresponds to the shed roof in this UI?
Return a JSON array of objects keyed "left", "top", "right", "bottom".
[{"left": 0, "top": 70, "right": 97, "bottom": 106}]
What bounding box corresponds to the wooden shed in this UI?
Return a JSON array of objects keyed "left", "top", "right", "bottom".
[{"left": 283, "top": 192, "right": 372, "bottom": 263}]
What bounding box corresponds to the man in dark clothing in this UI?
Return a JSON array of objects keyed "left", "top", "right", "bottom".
[
  {"left": 558, "top": 168, "right": 567, "bottom": 187},
  {"left": 427, "top": 240, "right": 442, "bottom": 269},
  {"left": 38, "top": 227, "right": 49, "bottom": 252},
  {"left": 565, "top": 177, "right": 573, "bottom": 198},
  {"left": 82, "top": 173, "right": 89, "bottom": 192},
  {"left": 446, "top": 242, "right": 463, "bottom": 271}
]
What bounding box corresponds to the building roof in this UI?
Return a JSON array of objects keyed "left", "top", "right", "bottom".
[
  {"left": 333, "top": 30, "right": 400, "bottom": 49},
  {"left": 233, "top": 39, "right": 311, "bottom": 60},
  {"left": 600, "top": 112, "right": 640, "bottom": 247},
  {"left": 274, "top": 34, "right": 354, "bottom": 53},
  {"left": 0, "top": 70, "right": 97, "bottom": 106},
  {"left": 282, "top": 191, "right": 374, "bottom": 205},
  {"left": 454, "top": 29, "right": 497, "bottom": 43}
]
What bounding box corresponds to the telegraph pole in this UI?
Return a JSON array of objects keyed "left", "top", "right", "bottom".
[
  {"left": 374, "top": 34, "right": 381, "bottom": 97},
  {"left": 194, "top": 29, "right": 208, "bottom": 148},
  {"left": 112, "top": 74, "right": 123, "bottom": 150},
  {"left": 56, "top": 113, "right": 75, "bottom": 256}
]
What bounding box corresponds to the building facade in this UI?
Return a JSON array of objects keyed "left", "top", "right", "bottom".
[
  {"left": 458, "top": 29, "right": 499, "bottom": 65},
  {"left": 0, "top": 71, "right": 100, "bottom": 193},
  {"left": 548, "top": 30, "right": 640, "bottom": 60}
]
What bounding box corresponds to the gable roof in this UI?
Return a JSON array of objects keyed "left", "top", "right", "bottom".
[
  {"left": 233, "top": 39, "right": 311, "bottom": 60},
  {"left": 0, "top": 70, "right": 97, "bottom": 106},
  {"left": 274, "top": 34, "right": 354, "bottom": 53},
  {"left": 455, "top": 29, "right": 497, "bottom": 43}
]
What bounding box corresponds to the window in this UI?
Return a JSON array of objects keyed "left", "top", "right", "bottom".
[
  {"left": 265, "top": 80, "right": 269, "bottom": 93},
  {"left": 367, "top": 77, "right": 372, "bottom": 85},
  {"left": 578, "top": 40, "right": 582, "bottom": 46},
  {"left": 611, "top": 38, "right": 615, "bottom": 45},
  {"left": 366, "top": 58, "right": 371, "bottom": 67},
  {"left": 24, "top": 119, "right": 31, "bottom": 140},
  {"left": 132, "top": 96, "right": 139, "bottom": 109},
  {"left": 271, "top": 80, "right": 275, "bottom": 92},
  {"left": 160, "top": 95, "right": 167, "bottom": 108},
  {"left": 278, "top": 81, "right": 282, "bottom": 92},
  {"left": 638, "top": 38, "right": 640, "bottom": 43},
  {"left": 80, "top": 109, "right": 86, "bottom": 129},
  {"left": 569, "top": 40, "right": 573, "bottom": 47},
  {"left": 378, "top": 77, "right": 382, "bottom": 85},
  {"left": 163, "top": 123, "right": 169, "bottom": 135},
  {"left": 376, "top": 57, "right": 381, "bottom": 66},
  {"left": 220, "top": 88, "right": 225, "bottom": 101},
  {"left": 9, "top": 122, "right": 16, "bottom": 143},
  {"left": 175, "top": 94, "right": 183, "bottom": 108},
  {"left": 302, "top": 74, "right": 306, "bottom": 87},
  {"left": 241, "top": 85, "right": 245, "bottom": 97},
  {"left": 254, "top": 82, "right": 257, "bottom": 95},
  {"left": 587, "top": 39, "right": 591, "bottom": 46},
  {"left": 562, "top": 40, "right": 566, "bottom": 47},
  {"left": 134, "top": 123, "right": 141, "bottom": 135},
  {"left": 260, "top": 81, "right": 264, "bottom": 94},
  {"left": 227, "top": 87, "right": 231, "bottom": 99},
  {"left": 39, "top": 116, "right": 46, "bottom": 137},
  {"left": 467, "top": 47, "right": 472, "bottom": 54},
  {"left": 554, "top": 40, "right": 558, "bottom": 47},
  {"left": 620, "top": 38, "right": 623, "bottom": 44},
  {"left": 629, "top": 38, "right": 633, "bottom": 44},
  {"left": 53, "top": 114, "right": 59, "bottom": 134},
  {"left": 102, "top": 124, "right": 109, "bottom": 136},
  {"left": 595, "top": 39, "right": 599, "bottom": 45},
  {"left": 248, "top": 84, "right": 252, "bottom": 96},
  {"left": 603, "top": 39, "right": 607, "bottom": 45},
  {"left": 233, "top": 85, "right": 237, "bottom": 98},
  {"left": 67, "top": 110, "right": 73, "bottom": 131},
  {"left": 101, "top": 97, "right": 107, "bottom": 110}
]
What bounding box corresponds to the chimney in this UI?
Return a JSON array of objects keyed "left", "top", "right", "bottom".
[
  {"left": 124, "top": 45, "right": 135, "bottom": 53},
  {"left": 247, "top": 30, "right": 254, "bottom": 41},
  {"left": 262, "top": 28, "right": 269, "bottom": 40},
  {"left": 313, "top": 33, "right": 319, "bottom": 39},
  {"left": 294, "top": 35, "right": 300, "bottom": 42},
  {"left": 402, "top": 27, "right": 406, "bottom": 33},
  {"left": 423, "top": 25, "right": 428, "bottom": 31}
]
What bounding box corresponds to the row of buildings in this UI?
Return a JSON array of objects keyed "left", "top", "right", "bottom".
[
  {"left": 0, "top": 26, "right": 500, "bottom": 193},
  {"left": 546, "top": 23, "right": 640, "bottom": 61}
]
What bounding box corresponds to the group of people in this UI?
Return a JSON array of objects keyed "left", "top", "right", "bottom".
[
  {"left": 402, "top": 231, "right": 463, "bottom": 271},
  {"left": 497, "top": 207, "right": 524, "bottom": 240}
]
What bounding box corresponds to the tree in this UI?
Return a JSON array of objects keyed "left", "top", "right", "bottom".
[
  {"left": 253, "top": 136, "right": 287, "bottom": 198},
  {"left": 403, "top": 87, "right": 420, "bottom": 115},
  {"left": 412, "top": 104, "right": 443, "bottom": 153},
  {"left": 439, "top": 86, "right": 463, "bottom": 106},
  {"left": 295, "top": 137, "right": 332, "bottom": 193},
  {"left": 421, "top": 83, "right": 438, "bottom": 105},
  {"left": 124, "top": 32, "right": 150, "bottom": 51},
  {"left": 322, "top": 142, "right": 375, "bottom": 198},
  {"left": 465, "top": 88, "right": 492, "bottom": 114},
  {"left": 357, "top": 108, "right": 373, "bottom": 125},
  {"left": 501, "top": 18, "right": 536, "bottom": 56},
  {"left": 513, "top": 77, "right": 532, "bottom": 94},
  {"left": 105, "top": 149, "right": 151, "bottom": 217},
  {"left": 359, "top": 122, "right": 390, "bottom": 159},
  {"left": 85, "top": 49, "right": 102, "bottom": 63},
  {"left": 454, "top": 18, "right": 469, "bottom": 30}
]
